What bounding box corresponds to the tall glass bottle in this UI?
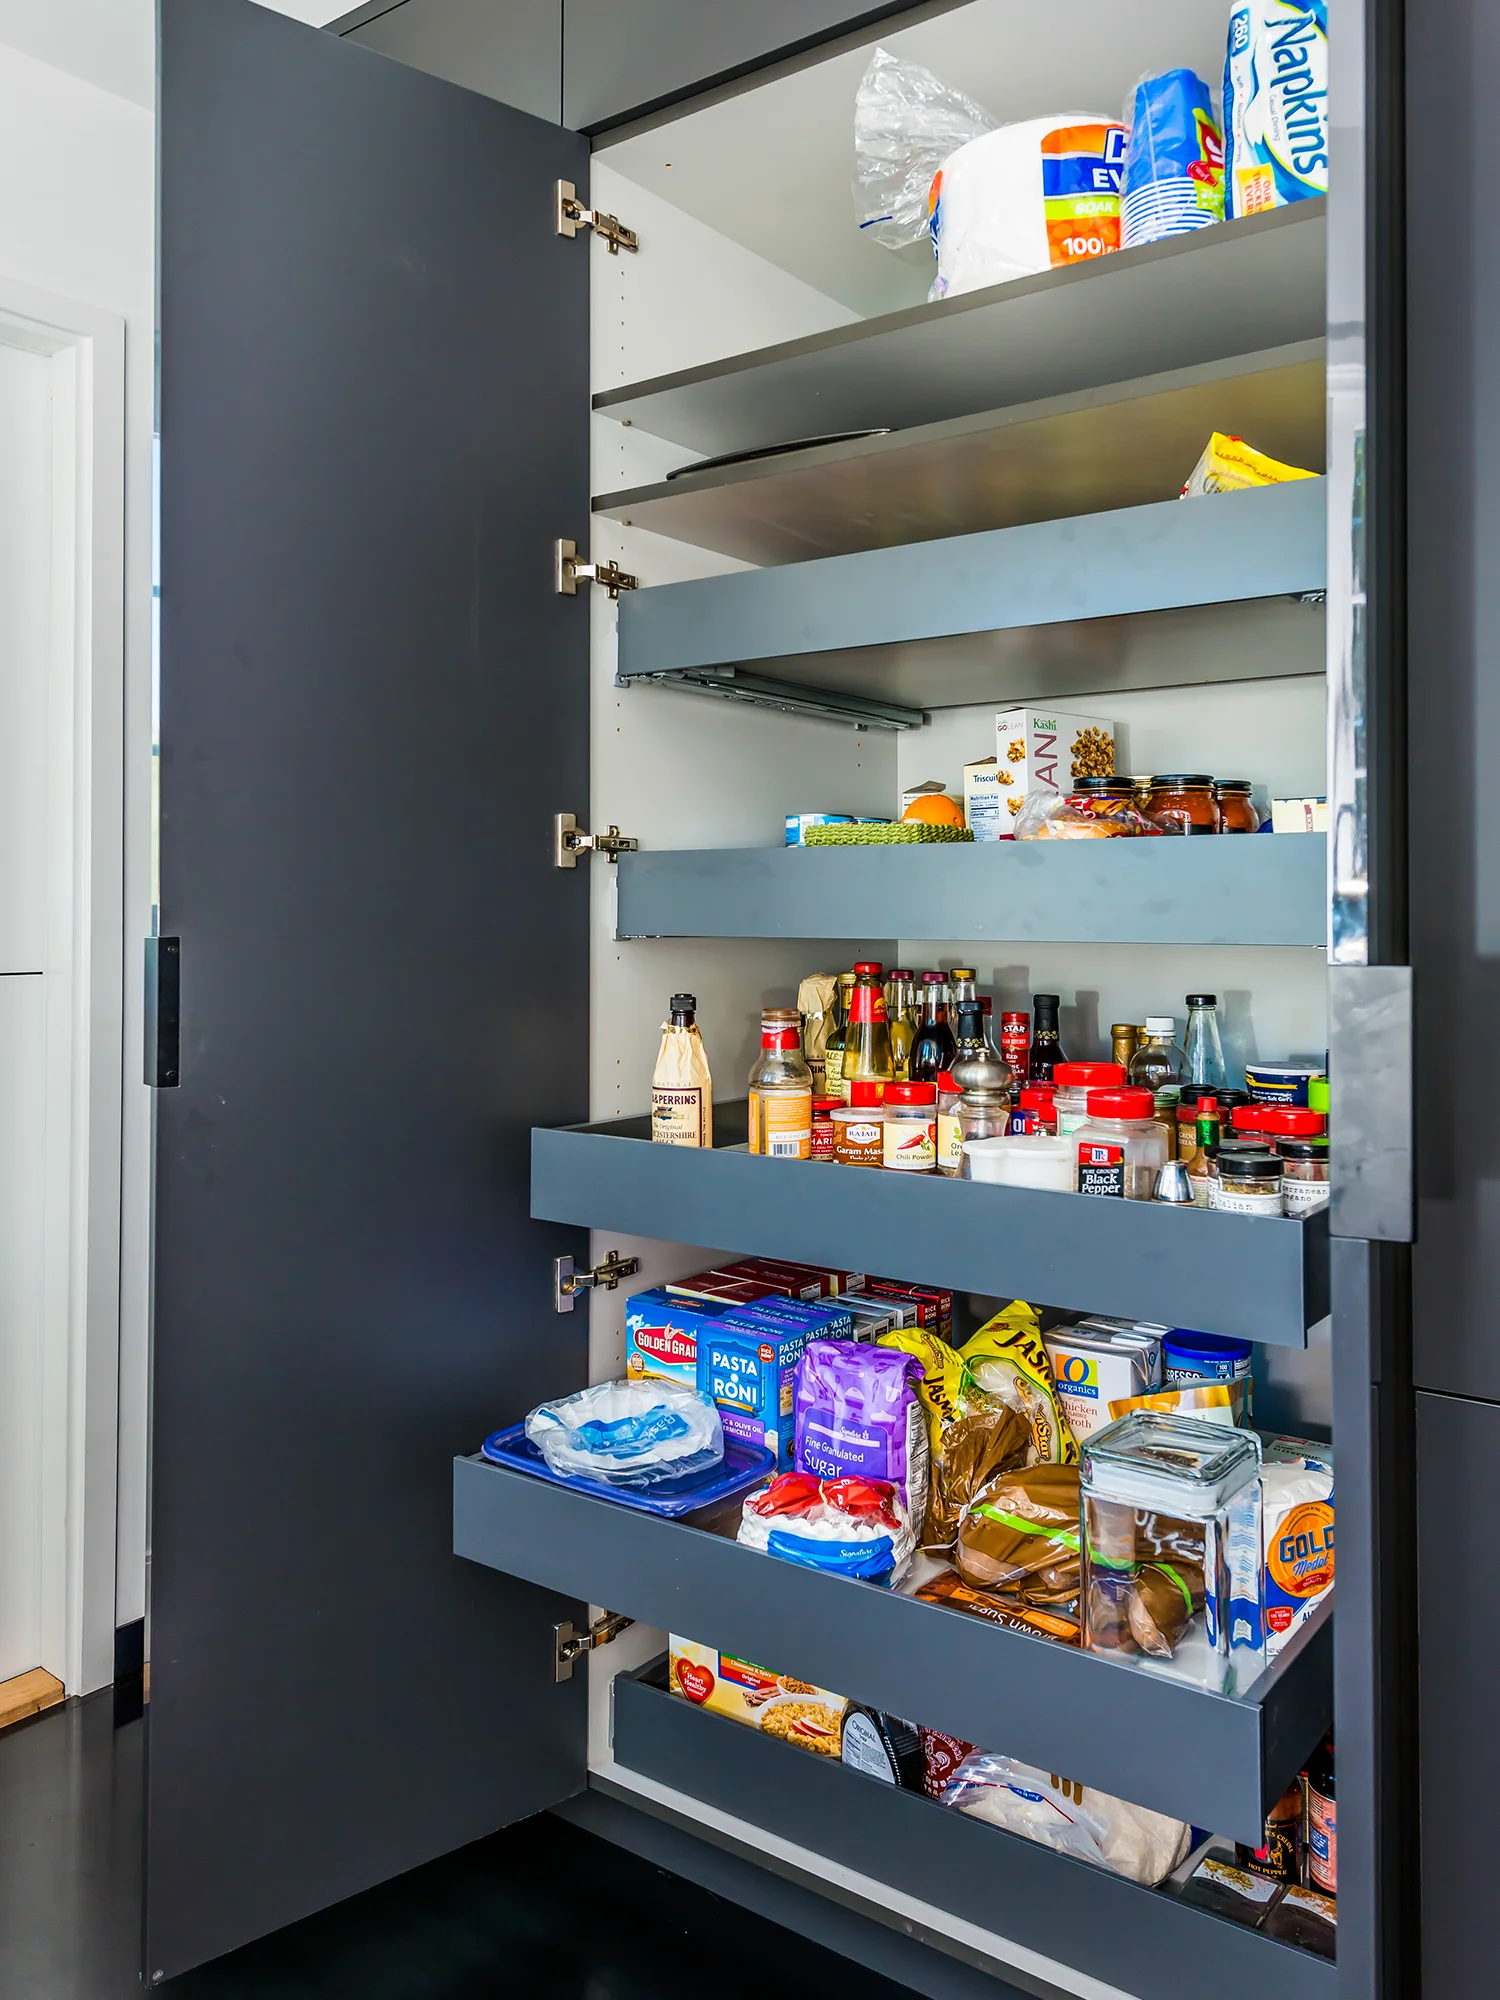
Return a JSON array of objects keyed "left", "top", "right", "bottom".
[
  {"left": 909, "top": 972, "right": 957, "bottom": 1083},
  {"left": 1028, "top": 993, "right": 1066, "bottom": 1081},
  {"left": 844, "top": 960, "right": 894, "bottom": 1099},
  {"left": 948, "top": 969, "right": 985, "bottom": 1060},
  {"left": 1183, "top": 993, "right": 1228, "bottom": 1089},
  {"left": 885, "top": 969, "right": 918, "bottom": 1082},
  {"left": 822, "top": 972, "right": 855, "bottom": 1099},
  {"left": 747, "top": 1006, "right": 814, "bottom": 1159}
]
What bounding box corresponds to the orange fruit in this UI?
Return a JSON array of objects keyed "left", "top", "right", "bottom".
[{"left": 901, "top": 793, "right": 965, "bottom": 827}]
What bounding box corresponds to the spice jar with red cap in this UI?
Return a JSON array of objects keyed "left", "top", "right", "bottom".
[
  {"left": 1010, "top": 1083, "right": 1058, "bottom": 1136},
  {"left": 882, "top": 1082, "right": 937, "bottom": 1173},
  {"left": 1071, "top": 1087, "right": 1171, "bottom": 1199},
  {"left": 1052, "top": 1061, "right": 1127, "bottom": 1138}
]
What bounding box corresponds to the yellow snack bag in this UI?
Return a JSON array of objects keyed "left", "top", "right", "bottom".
[
  {"left": 961, "top": 1303, "right": 1078, "bottom": 1465},
  {"left": 1180, "top": 431, "right": 1317, "bottom": 497},
  {"left": 876, "top": 1327, "right": 968, "bottom": 1460}
]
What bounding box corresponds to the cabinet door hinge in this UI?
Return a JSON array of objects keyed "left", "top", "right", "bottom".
[
  {"left": 555, "top": 180, "right": 638, "bottom": 254},
  {"left": 555, "top": 812, "right": 638, "bottom": 868},
  {"left": 554, "top": 1612, "right": 633, "bottom": 1681},
  {"left": 555, "top": 538, "right": 638, "bottom": 599},
  {"left": 554, "top": 1250, "right": 642, "bottom": 1313}
]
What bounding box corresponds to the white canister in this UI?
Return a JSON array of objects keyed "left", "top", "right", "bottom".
[{"left": 964, "top": 1133, "right": 1076, "bottom": 1192}]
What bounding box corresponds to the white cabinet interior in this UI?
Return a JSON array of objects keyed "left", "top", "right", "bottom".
[{"left": 574, "top": 4, "right": 1335, "bottom": 1989}]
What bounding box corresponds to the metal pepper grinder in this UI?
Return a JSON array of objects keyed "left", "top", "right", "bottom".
[
  {"left": 951, "top": 1007, "right": 1013, "bottom": 1174},
  {"left": 1153, "top": 1159, "right": 1196, "bottom": 1204}
]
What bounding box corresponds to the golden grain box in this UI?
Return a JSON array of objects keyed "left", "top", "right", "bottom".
[
  {"left": 994, "top": 709, "right": 1116, "bottom": 823},
  {"left": 668, "top": 1637, "right": 847, "bottom": 1756}
]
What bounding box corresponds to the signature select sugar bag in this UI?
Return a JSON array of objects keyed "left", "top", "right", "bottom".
[{"left": 1223, "top": 3, "right": 1329, "bottom": 218}]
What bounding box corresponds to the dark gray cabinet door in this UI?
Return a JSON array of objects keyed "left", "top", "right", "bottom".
[
  {"left": 1417, "top": 1388, "right": 1500, "bottom": 1999},
  {"left": 153, "top": 0, "right": 591, "bottom": 1977},
  {"left": 562, "top": 0, "right": 945, "bottom": 131}
]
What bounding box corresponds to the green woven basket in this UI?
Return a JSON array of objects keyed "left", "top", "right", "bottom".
[{"left": 802, "top": 821, "right": 975, "bottom": 847}]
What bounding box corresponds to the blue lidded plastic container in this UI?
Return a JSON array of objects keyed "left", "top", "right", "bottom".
[{"left": 1162, "top": 1329, "right": 1253, "bottom": 1388}]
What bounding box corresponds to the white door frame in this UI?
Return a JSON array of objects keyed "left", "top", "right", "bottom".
[{"left": 0, "top": 276, "right": 126, "bottom": 1695}]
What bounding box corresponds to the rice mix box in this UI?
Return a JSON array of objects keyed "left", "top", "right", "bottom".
[{"left": 668, "top": 1639, "right": 846, "bottom": 1756}]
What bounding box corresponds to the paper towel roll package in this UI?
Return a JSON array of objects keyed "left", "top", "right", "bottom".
[{"left": 930, "top": 116, "right": 1126, "bottom": 298}]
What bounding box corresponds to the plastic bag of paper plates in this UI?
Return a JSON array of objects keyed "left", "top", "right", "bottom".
[
  {"left": 930, "top": 114, "right": 1126, "bottom": 298},
  {"left": 941, "top": 1752, "right": 1192, "bottom": 1886},
  {"left": 852, "top": 50, "right": 1125, "bottom": 299}
]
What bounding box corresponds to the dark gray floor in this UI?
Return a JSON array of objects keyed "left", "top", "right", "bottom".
[{"left": 0, "top": 1692, "right": 915, "bottom": 2000}]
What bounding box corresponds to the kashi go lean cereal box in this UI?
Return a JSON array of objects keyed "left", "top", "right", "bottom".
[
  {"left": 669, "top": 1638, "right": 847, "bottom": 1756},
  {"left": 993, "top": 709, "right": 1117, "bottom": 828}
]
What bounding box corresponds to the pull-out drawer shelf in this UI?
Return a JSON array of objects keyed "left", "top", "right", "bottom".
[
  {"left": 616, "top": 833, "right": 1328, "bottom": 947},
  {"left": 610, "top": 1658, "right": 1336, "bottom": 2000},
  {"left": 454, "top": 1454, "right": 1332, "bottom": 1845},
  {"left": 531, "top": 1109, "right": 1330, "bottom": 1348}
]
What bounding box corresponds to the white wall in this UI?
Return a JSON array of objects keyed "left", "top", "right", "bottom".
[{"left": 0, "top": 32, "right": 153, "bottom": 1638}]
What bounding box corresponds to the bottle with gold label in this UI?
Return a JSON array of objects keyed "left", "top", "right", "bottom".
[
  {"left": 651, "top": 993, "right": 713, "bottom": 1147},
  {"left": 822, "top": 972, "right": 855, "bottom": 1099},
  {"left": 843, "top": 961, "right": 894, "bottom": 1102},
  {"left": 747, "top": 1007, "right": 814, "bottom": 1160}
]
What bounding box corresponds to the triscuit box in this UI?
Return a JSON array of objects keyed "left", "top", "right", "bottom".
[
  {"left": 668, "top": 1638, "right": 847, "bottom": 1756},
  {"left": 994, "top": 710, "right": 1116, "bottom": 824},
  {"left": 1270, "top": 797, "right": 1329, "bottom": 834},
  {"left": 963, "top": 759, "right": 1004, "bottom": 841}
]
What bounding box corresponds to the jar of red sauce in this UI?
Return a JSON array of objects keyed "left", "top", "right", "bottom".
[
  {"left": 1214, "top": 780, "right": 1261, "bottom": 833},
  {"left": 1146, "top": 774, "right": 1219, "bottom": 834}
]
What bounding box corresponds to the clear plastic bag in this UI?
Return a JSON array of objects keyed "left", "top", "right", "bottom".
[
  {"left": 941, "top": 1752, "right": 1191, "bottom": 1885},
  {"left": 525, "top": 1378, "right": 723, "bottom": 1487},
  {"left": 1013, "top": 793, "right": 1161, "bottom": 840},
  {"left": 853, "top": 46, "right": 994, "bottom": 252}
]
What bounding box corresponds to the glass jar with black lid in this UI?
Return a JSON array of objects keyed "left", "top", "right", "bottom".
[
  {"left": 1214, "top": 779, "right": 1261, "bottom": 833},
  {"left": 1146, "top": 774, "right": 1219, "bottom": 833}
]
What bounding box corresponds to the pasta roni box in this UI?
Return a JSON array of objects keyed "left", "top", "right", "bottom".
[
  {"left": 669, "top": 1639, "right": 847, "bottom": 1756},
  {"left": 697, "top": 1304, "right": 828, "bottom": 1465},
  {"left": 624, "top": 1287, "right": 723, "bottom": 1396}
]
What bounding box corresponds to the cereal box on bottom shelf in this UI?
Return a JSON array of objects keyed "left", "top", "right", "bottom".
[
  {"left": 994, "top": 709, "right": 1117, "bottom": 824},
  {"left": 668, "top": 1638, "right": 847, "bottom": 1756},
  {"left": 624, "top": 1288, "right": 720, "bottom": 1395}
]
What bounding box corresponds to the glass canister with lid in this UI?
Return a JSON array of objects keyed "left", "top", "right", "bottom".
[
  {"left": 1146, "top": 774, "right": 1220, "bottom": 833},
  {"left": 1081, "top": 1411, "right": 1264, "bottom": 1693},
  {"left": 1072, "top": 1087, "right": 1171, "bottom": 1199},
  {"left": 1052, "top": 1061, "right": 1126, "bottom": 1137}
]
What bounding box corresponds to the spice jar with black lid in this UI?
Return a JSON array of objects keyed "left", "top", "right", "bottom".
[
  {"left": 1278, "top": 1139, "right": 1331, "bottom": 1215},
  {"left": 1211, "top": 1151, "right": 1284, "bottom": 1216}
]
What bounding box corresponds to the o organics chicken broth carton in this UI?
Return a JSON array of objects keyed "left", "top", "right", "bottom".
[{"left": 994, "top": 709, "right": 1116, "bottom": 827}]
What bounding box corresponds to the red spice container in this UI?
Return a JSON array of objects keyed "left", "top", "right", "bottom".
[{"left": 811, "top": 1096, "right": 842, "bottom": 1160}]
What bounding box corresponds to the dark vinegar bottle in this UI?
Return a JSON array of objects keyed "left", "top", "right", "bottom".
[
  {"left": 909, "top": 972, "right": 956, "bottom": 1083},
  {"left": 1028, "top": 993, "right": 1066, "bottom": 1082}
]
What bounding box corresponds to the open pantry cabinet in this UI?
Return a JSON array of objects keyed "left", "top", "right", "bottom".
[
  {"left": 151, "top": 1, "right": 1431, "bottom": 1996},
  {"left": 511, "top": 8, "right": 1344, "bottom": 1997}
]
